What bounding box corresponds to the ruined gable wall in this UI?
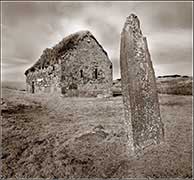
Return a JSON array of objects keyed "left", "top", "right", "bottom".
[
  {"left": 60, "top": 36, "right": 113, "bottom": 97},
  {"left": 26, "top": 63, "right": 61, "bottom": 94}
]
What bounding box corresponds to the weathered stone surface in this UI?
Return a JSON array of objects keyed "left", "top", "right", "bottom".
[
  {"left": 25, "top": 31, "right": 113, "bottom": 97},
  {"left": 120, "top": 14, "right": 164, "bottom": 154}
]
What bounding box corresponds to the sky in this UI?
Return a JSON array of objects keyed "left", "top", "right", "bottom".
[{"left": 1, "top": 1, "right": 193, "bottom": 83}]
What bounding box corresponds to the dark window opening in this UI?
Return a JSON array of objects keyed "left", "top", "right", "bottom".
[
  {"left": 61, "top": 87, "right": 66, "bottom": 94},
  {"left": 31, "top": 67, "right": 35, "bottom": 72},
  {"left": 110, "top": 65, "right": 112, "bottom": 69},
  {"left": 80, "top": 69, "right": 83, "bottom": 78},
  {"left": 61, "top": 75, "right": 66, "bottom": 80},
  {"left": 95, "top": 68, "right": 98, "bottom": 79},
  {"left": 32, "top": 81, "right": 35, "bottom": 94},
  {"left": 69, "top": 83, "right": 78, "bottom": 90}
]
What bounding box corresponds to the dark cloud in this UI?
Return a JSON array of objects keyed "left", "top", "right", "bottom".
[{"left": 1, "top": 2, "right": 192, "bottom": 82}]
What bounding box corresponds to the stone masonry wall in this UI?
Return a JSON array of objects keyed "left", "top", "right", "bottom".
[
  {"left": 59, "top": 35, "right": 113, "bottom": 97},
  {"left": 26, "top": 63, "right": 61, "bottom": 94}
]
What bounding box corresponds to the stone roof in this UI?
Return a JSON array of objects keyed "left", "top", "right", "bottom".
[{"left": 25, "top": 30, "right": 108, "bottom": 75}]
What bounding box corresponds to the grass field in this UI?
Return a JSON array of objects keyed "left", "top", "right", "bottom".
[{"left": 1, "top": 88, "right": 192, "bottom": 178}]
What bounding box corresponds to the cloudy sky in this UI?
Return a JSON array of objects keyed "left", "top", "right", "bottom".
[{"left": 1, "top": 1, "right": 193, "bottom": 82}]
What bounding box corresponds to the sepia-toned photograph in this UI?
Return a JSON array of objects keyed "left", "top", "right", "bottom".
[{"left": 1, "top": 1, "right": 193, "bottom": 179}]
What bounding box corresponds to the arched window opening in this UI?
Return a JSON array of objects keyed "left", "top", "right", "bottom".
[{"left": 110, "top": 64, "right": 112, "bottom": 69}]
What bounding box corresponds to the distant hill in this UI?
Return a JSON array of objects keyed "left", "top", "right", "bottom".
[
  {"left": 2, "top": 81, "right": 26, "bottom": 91},
  {"left": 112, "top": 75, "right": 192, "bottom": 96},
  {"left": 156, "top": 75, "right": 192, "bottom": 95}
]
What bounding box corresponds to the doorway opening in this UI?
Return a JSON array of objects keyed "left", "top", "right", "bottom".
[{"left": 32, "top": 81, "right": 35, "bottom": 93}]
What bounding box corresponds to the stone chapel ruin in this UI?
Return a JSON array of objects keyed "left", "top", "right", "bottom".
[
  {"left": 25, "top": 30, "right": 113, "bottom": 97},
  {"left": 120, "top": 14, "right": 164, "bottom": 154}
]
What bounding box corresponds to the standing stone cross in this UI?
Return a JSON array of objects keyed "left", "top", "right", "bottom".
[{"left": 120, "top": 14, "right": 164, "bottom": 154}]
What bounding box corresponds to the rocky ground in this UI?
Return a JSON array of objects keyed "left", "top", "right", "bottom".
[{"left": 1, "top": 88, "right": 192, "bottom": 178}]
